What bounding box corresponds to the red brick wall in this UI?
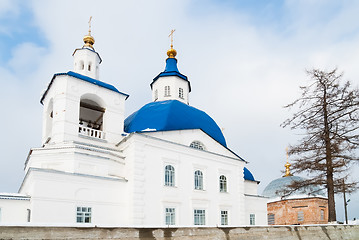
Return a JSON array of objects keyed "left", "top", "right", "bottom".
[{"left": 267, "top": 197, "right": 328, "bottom": 225}]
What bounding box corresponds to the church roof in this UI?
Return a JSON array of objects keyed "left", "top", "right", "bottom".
[
  {"left": 124, "top": 100, "right": 227, "bottom": 147},
  {"left": 243, "top": 167, "right": 256, "bottom": 181},
  {"left": 262, "top": 175, "right": 326, "bottom": 200},
  {"left": 40, "top": 71, "right": 129, "bottom": 104},
  {"left": 151, "top": 58, "right": 191, "bottom": 92}
]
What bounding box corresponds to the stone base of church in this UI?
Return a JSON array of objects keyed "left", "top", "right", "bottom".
[{"left": 0, "top": 225, "right": 357, "bottom": 240}]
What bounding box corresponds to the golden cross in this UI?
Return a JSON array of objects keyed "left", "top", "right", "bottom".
[
  {"left": 168, "top": 29, "right": 175, "bottom": 47},
  {"left": 88, "top": 16, "right": 92, "bottom": 35},
  {"left": 285, "top": 147, "right": 289, "bottom": 162}
]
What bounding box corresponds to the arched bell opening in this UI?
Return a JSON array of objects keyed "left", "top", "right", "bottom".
[{"left": 78, "top": 94, "right": 106, "bottom": 139}]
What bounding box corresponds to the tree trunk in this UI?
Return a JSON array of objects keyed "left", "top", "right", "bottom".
[{"left": 323, "top": 86, "right": 337, "bottom": 222}]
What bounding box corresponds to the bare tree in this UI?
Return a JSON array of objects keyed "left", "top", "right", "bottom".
[{"left": 281, "top": 68, "right": 359, "bottom": 222}]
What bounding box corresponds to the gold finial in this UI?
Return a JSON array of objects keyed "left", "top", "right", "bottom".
[
  {"left": 83, "top": 16, "right": 95, "bottom": 49},
  {"left": 284, "top": 147, "right": 293, "bottom": 177},
  {"left": 167, "top": 29, "right": 177, "bottom": 58}
]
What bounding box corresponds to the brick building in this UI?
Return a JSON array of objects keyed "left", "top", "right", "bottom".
[{"left": 262, "top": 160, "right": 328, "bottom": 225}]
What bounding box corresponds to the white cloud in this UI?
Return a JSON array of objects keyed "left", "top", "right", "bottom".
[{"left": 8, "top": 42, "right": 46, "bottom": 74}]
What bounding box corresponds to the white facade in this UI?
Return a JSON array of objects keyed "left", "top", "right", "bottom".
[
  {"left": 0, "top": 194, "right": 30, "bottom": 224},
  {"left": 0, "top": 33, "right": 267, "bottom": 226}
]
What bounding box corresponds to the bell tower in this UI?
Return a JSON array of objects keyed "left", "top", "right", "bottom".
[{"left": 40, "top": 19, "right": 128, "bottom": 146}]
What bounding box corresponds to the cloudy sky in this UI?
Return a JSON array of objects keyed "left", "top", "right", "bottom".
[{"left": 0, "top": 0, "right": 358, "bottom": 222}]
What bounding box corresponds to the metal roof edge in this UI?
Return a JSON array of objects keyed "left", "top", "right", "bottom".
[{"left": 40, "top": 71, "right": 129, "bottom": 104}]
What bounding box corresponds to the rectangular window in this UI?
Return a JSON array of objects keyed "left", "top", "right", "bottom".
[
  {"left": 154, "top": 89, "right": 158, "bottom": 101},
  {"left": 297, "top": 211, "right": 304, "bottom": 222},
  {"left": 76, "top": 206, "right": 92, "bottom": 223},
  {"left": 27, "top": 209, "right": 31, "bottom": 222},
  {"left": 165, "top": 208, "right": 175, "bottom": 225},
  {"left": 165, "top": 86, "right": 171, "bottom": 96},
  {"left": 268, "top": 214, "right": 275, "bottom": 225},
  {"left": 179, "top": 88, "right": 184, "bottom": 99},
  {"left": 221, "top": 210, "right": 228, "bottom": 225},
  {"left": 250, "top": 214, "right": 255, "bottom": 225},
  {"left": 320, "top": 209, "right": 324, "bottom": 220},
  {"left": 194, "top": 209, "right": 205, "bottom": 225}
]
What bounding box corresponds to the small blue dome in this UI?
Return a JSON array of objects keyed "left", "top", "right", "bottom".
[
  {"left": 124, "top": 100, "right": 227, "bottom": 147},
  {"left": 151, "top": 58, "right": 191, "bottom": 92},
  {"left": 262, "top": 176, "right": 325, "bottom": 199},
  {"left": 243, "top": 167, "right": 256, "bottom": 181}
]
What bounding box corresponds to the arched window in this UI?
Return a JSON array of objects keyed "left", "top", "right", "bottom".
[
  {"left": 165, "top": 165, "right": 175, "bottom": 187},
  {"left": 80, "top": 61, "right": 84, "bottom": 70},
  {"left": 219, "top": 175, "right": 227, "bottom": 192},
  {"left": 194, "top": 170, "right": 203, "bottom": 190},
  {"left": 165, "top": 86, "right": 171, "bottom": 96},
  {"left": 190, "top": 141, "right": 205, "bottom": 150},
  {"left": 44, "top": 99, "right": 53, "bottom": 144},
  {"left": 179, "top": 88, "right": 184, "bottom": 99},
  {"left": 154, "top": 89, "right": 158, "bottom": 101},
  {"left": 88, "top": 63, "right": 92, "bottom": 71}
]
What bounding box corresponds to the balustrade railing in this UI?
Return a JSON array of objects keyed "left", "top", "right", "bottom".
[{"left": 79, "top": 125, "right": 105, "bottom": 140}]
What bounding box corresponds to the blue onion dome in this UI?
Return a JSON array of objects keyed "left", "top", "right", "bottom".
[
  {"left": 124, "top": 100, "right": 227, "bottom": 147},
  {"left": 262, "top": 175, "right": 325, "bottom": 199},
  {"left": 243, "top": 167, "right": 256, "bottom": 181}
]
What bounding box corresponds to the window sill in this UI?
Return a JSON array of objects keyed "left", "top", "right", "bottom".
[{"left": 194, "top": 189, "right": 206, "bottom": 192}]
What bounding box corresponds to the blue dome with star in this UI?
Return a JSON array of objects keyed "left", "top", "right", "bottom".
[{"left": 124, "top": 100, "right": 227, "bottom": 147}]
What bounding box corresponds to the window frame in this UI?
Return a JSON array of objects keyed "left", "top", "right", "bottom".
[
  {"left": 190, "top": 141, "right": 205, "bottom": 150},
  {"left": 179, "top": 88, "right": 184, "bottom": 99},
  {"left": 268, "top": 213, "right": 275, "bottom": 225},
  {"left": 164, "top": 165, "right": 175, "bottom": 187},
  {"left": 76, "top": 206, "right": 92, "bottom": 223},
  {"left": 250, "top": 213, "right": 255, "bottom": 225},
  {"left": 154, "top": 89, "right": 158, "bottom": 101},
  {"left": 165, "top": 207, "right": 176, "bottom": 225},
  {"left": 297, "top": 211, "right": 304, "bottom": 222},
  {"left": 194, "top": 209, "right": 206, "bottom": 225},
  {"left": 194, "top": 170, "right": 204, "bottom": 190},
  {"left": 219, "top": 175, "right": 227, "bottom": 193},
  {"left": 221, "top": 210, "right": 228, "bottom": 225},
  {"left": 320, "top": 209, "right": 324, "bottom": 220},
  {"left": 164, "top": 86, "right": 171, "bottom": 96}
]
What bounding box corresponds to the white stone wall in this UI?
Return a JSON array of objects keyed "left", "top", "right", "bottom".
[
  {"left": 0, "top": 198, "right": 30, "bottom": 224},
  {"left": 24, "top": 142, "right": 126, "bottom": 179},
  {"left": 244, "top": 180, "right": 259, "bottom": 196},
  {"left": 19, "top": 168, "right": 128, "bottom": 225},
  {"left": 120, "top": 133, "right": 248, "bottom": 226},
  {"left": 151, "top": 76, "right": 190, "bottom": 104},
  {"left": 244, "top": 194, "right": 268, "bottom": 225}
]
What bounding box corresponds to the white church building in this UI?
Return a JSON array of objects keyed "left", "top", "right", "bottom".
[{"left": 0, "top": 29, "right": 267, "bottom": 226}]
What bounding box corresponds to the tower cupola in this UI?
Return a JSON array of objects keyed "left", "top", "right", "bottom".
[
  {"left": 72, "top": 17, "right": 101, "bottom": 80},
  {"left": 150, "top": 30, "right": 191, "bottom": 104}
]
